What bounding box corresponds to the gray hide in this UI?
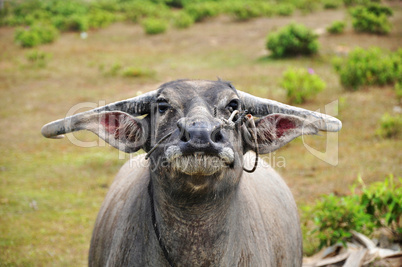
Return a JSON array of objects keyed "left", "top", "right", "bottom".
[{"left": 41, "top": 79, "right": 342, "bottom": 266}]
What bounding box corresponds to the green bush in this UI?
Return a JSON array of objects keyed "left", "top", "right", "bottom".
[
  {"left": 276, "top": 4, "right": 295, "bottom": 16},
  {"left": 305, "top": 193, "right": 374, "bottom": 248},
  {"left": 14, "top": 24, "right": 59, "bottom": 48},
  {"left": 23, "top": 10, "right": 52, "bottom": 26},
  {"left": 259, "top": 2, "right": 276, "bottom": 17},
  {"left": 266, "top": 23, "right": 319, "bottom": 58},
  {"left": 88, "top": 9, "right": 116, "bottom": 29},
  {"left": 91, "top": 0, "right": 125, "bottom": 12},
  {"left": 280, "top": 68, "right": 326, "bottom": 104},
  {"left": 142, "top": 17, "right": 168, "bottom": 34},
  {"left": 2, "top": 0, "right": 172, "bottom": 32},
  {"left": 122, "top": 66, "right": 156, "bottom": 78},
  {"left": 365, "top": 3, "right": 393, "bottom": 16},
  {"left": 327, "top": 20, "right": 346, "bottom": 34},
  {"left": 343, "top": 0, "right": 380, "bottom": 6},
  {"left": 225, "top": 1, "right": 276, "bottom": 20},
  {"left": 323, "top": 0, "right": 342, "bottom": 9},
  {"left": 396, "top": 82, "right": 402, "bottom": 103},
  {"left": 1, "top": 15, "right": 25, "bottom": 27},
  {"left": 51, "top": 16, "right": 67, "bottom": 31},
  {"left": 297, "top": 0, "right": 322, "bottom": 13},
  {"left": 333, "top": 47, "right": 402, "bottom": 90},
  {"left": 3, "top": 0, "right": 43, "bottom": 26},
  {"left": 124, "top": 2, "right": 170, "bottom": 23},
  {"left": 184, "top": 2, "right": 222, "bottom": 22},
  {"left": 2, "top": 0, "right": 90, "bottom": 26},
  {"left": 101, "top": 62, "right": 122, "bottom": 76},
  {"left": 350, "top": 4, "right": 393, "bottom": 34},
  {"left": 10, "top": 0, "right": 42, "bottom": 16},
  {"left": 14, "top": 28, "right": 41, "bottom": 48},
  {"left": 360, "top": 175, "right": 402, "bottom": 239},
  {"left": 25, "top": 50, "right": 52, "bottom": 68},
  {"left": 35, "top": 24, "right": 59, "bottom": 44},
  {"left": 173, "top": 11, "right": 194, "bottom": 29},
  {"left": 152, "top": 0, "right": 186, "bottom": 8},
  {"left": 305, "top": 175, "right": 402, "bottom": 248},
  {"left": 3, "top": 0, "right": 122, "bottom": 35},
  {"left": 61, "top": 15, "right": 89, "bottom": 31},
  {"left": 44, "top": 0, "right": 88, "bottom": 16},
  {"left": 227, "top": 1, "right": 263, "bottom": 21},
  {"left": 376, "top": 113, "right": 402, "bottom": 139}
]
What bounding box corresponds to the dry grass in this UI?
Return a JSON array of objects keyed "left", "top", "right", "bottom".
[{"left": 1, "top": 6, "right": 401, "bottom": 265}]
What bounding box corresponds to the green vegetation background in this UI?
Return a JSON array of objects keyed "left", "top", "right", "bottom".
[{"left": 0, "top": 0, "right": 401, "bottom": 265}]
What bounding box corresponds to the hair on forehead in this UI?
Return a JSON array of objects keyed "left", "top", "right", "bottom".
[
  {"left": 157, "top": 79, "right": 236, "bottom": 94},
  {"left": 217, "top": 77, "right": 235, "bottom": 89}
]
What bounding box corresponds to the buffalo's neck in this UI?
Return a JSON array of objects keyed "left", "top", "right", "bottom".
[{"left": 150, "top": 176, "right": 235, "bottom": 264}]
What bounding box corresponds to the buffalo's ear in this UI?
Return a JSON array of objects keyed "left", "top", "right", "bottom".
[
  {"left": 245, "top": 114, "right": 319, "bottom": 154},
  {"left": 43, "top": 111, "right": 147, "bottom": 153},
  {"left": 95, "top": 111, "right": 147, "bottom": 153}
]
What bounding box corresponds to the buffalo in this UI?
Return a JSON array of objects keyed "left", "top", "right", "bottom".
[{"left": 42, "top": 79, "right": 341, "bottom": 266}]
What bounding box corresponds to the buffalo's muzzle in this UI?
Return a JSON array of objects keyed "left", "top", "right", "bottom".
[{"left": 177, "top": 118, "right": 225, "bottom": 154}]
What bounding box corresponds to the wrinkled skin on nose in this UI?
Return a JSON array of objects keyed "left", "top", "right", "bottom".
[
  {"left": 164, "top": 111, "right": 237, "bottom": 179},
  {"left": 177, "top": 117, "right": 225, "bottom": 155}
]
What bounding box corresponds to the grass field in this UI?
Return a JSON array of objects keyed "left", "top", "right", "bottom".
[{"left": 1, "top": 4, "right": 401, "bottom": 266}]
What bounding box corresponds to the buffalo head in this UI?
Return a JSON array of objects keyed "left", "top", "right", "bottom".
[{"left": 42, "top": 79, "right": 341, "bottom": 201}]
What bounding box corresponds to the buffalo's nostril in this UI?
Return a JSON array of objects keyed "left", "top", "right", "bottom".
[
  {"left": 180, "top": 132, "right": 190, "bottom": 142},
  {"left": 178, "top": 119, "right": 224, "bottom": 145},
  {"left": 177, "top": 120, "right": 190, "bottom": 142},
  {"left": 211, "top": 128, "right": 224, "bottom": 143}
]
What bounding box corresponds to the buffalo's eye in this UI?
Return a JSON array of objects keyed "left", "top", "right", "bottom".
[
  {"left": 226, "top": 99, "right": 239, "bottom": 112},
  {"left": 158, "top": 102, "right": 170, "bottom": 114}
]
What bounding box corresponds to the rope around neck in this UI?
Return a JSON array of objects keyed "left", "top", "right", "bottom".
[
  {"left": 148, "top": 179, "right": 175, "bottom": 267},
  {"left": 242, "top": 114, "right": 259, "bottom": 173},
  {"left": 145, "top": 131, "right": 174, "bottom": 160}
]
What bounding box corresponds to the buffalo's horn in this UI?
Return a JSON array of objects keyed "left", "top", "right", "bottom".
[
  {"left": 238, "top": 91, "right": 342, "bottom": 132},
  {"left": 41, "top": 90, "right": 157, "bottom": 138}
]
